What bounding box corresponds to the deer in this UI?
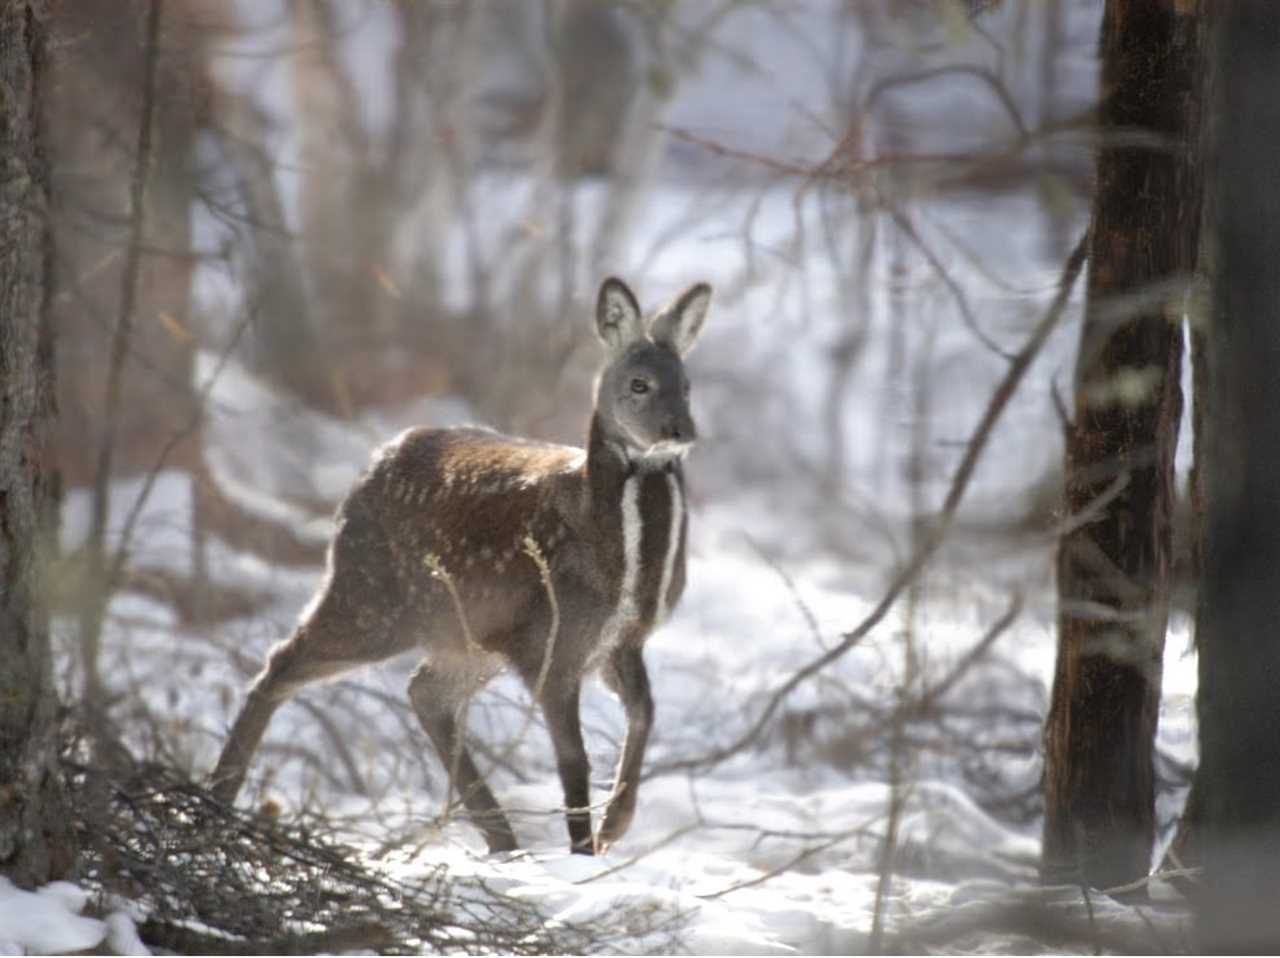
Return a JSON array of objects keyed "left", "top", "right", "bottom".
[{"left": 210, "top": 276, "right": 712, "bottom": 855}]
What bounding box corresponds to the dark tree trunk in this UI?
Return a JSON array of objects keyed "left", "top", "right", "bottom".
[
  {"left": 1042, "top": 0, "right": 1204, "bottom": 890},
  {"left": 0, "top": 0, "right": 75, "bottom": 888},
  {"left": 1195, "top": 2, "right": 1280, "bottom": 950}
]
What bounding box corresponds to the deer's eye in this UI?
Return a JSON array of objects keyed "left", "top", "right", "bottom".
[{"left": 630, "top": 378, "right": 650, "bottom": 395}]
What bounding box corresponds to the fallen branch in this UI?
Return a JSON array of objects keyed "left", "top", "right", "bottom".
[{"left": 66, "top": 751, "right": 650, "bottom": 955}]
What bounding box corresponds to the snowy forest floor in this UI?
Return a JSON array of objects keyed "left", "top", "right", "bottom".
[
  {"left": 8, "top": 173, "right": 1201, "bottom": 954},
  {"left": 5, "top": 441, "right": 1200, "bottom": 954}
]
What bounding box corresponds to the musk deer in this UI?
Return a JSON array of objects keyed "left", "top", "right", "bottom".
[{"left": 211, "top": 276, "right": 712, "bottom": 854}]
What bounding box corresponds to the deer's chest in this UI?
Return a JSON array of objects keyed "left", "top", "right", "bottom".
[{"left": 609, "top": 468, "right": 687, "bottom": 631}]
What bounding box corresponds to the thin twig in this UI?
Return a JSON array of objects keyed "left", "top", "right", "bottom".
[
  {"left": 883, "top": 201, "right": 1013, "bottom": 360},
  {"left": 291, "top": 697, "right": 370, "bottom": 798},
  {"left": 742, "top": 533, "right": 827, "bottom": 652},
  {"left": 573, "top": 823, "right": 703, "bottom": 885},
  {"left": 912, "top": 592, "right": 1024, "bottom": 716},
  {"left": 1044, "top": 472, "right": 1129, "bottom": 542},
  {"left": 421, "top": 553, "right": 478, "bottom": 826},
  {"left": 475, "top": 535, "right": 566, "bottom": 810},
  {"left": 865, "top": 64, "right": 1030, "bottom": 141},
  {"left": 868, "top": 774, "right": 908, "bottom": 952},
  {"left": 699, "top": 823, "right": 877, "bottom": 900},
  {"left": 522, "top": 535, "right": 561, "bottom": 705},
  {"left": 80, "top": 0, "right": 165, "bottom": 702},
  {"left": 106, "top": 306, "right": 255, "bottom": 590}
]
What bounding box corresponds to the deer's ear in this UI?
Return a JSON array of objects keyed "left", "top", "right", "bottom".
[
  {"left": 650, "top": 283, "right": 711, "bottom": 356},
  {"left": 596, "top": 277, "right": 644, "bottom": 352}
]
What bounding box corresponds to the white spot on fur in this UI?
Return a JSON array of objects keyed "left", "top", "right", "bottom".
[{"left": 656, "top": 472, "right": 683, "bottom": 623}]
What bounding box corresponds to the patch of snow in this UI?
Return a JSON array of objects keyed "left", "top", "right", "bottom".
[
  {"left": 0, "top": 878, "right": 106, "bottom": 956},
  {"left": 104, "top": 912, "right": 151, "bottom": 957}
]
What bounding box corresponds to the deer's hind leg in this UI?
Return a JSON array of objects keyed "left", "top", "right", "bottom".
[
  {"left": 212, "top": 502, "right": 413, "bottom": 804},
  {"left": 211, "top": 586, "right": 411, "bottom": 804},
  {"left": 408, "top": 662, "right": 519, "bottom": 854}
]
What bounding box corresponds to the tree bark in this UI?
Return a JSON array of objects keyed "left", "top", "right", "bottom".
[
  {"left": 1042, "top": 0, "right": 1204, "bottom": 891},
  {"left": 0, "top": 0, "right": 75, "bottom": 888},
  {"left": 1195, "top": 2, "right": 1280, "bottom": 950}
]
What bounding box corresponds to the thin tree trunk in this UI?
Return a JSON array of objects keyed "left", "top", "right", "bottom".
[
  {"left": 0, "top": 0, "right": 75, "bottom": 888},
  {"left": 78, "top": 0, "right": 164, "bottom": 708},
  {"left": 1042, "top": 0, "right": 1204, "bottom": 891},
  {"left": 1195, "top": 2, "right": 1280, "bottom": 949}
]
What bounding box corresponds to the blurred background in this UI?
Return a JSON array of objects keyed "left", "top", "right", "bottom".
[{"left": 49, "top": 0, "right": 1100, "bottom": 597}]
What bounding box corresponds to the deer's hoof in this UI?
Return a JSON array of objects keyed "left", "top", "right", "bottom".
[{"left": 485, "top": 833, "right": 520, "bottom": 856}]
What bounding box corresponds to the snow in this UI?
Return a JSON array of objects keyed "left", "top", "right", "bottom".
[
  {"left": 0, "top": 878, "right": 134, "bottom": 956},
  {"left": 104, "top": 912, "right": 151, "bottom": 957},
  {"left": 0, "top": 877, "right": 149, "bottom": 957},
  {"left": 26, "top": 2, "right": 1206, "bottom": 954}
]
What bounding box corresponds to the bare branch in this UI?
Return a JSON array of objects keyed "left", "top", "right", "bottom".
[
  {"left": 866, "top": 64, "right": 1030, "bottom": 141},
  {"left": 911, "top": 591, "right": 1024, "bottom": 716},
  {"left": 882, "top": 200, "right": 1014, "bottom": 360}
]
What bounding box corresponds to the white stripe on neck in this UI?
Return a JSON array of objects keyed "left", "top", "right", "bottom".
[
  {"left": 591, "top": 474, "right": 642, "bottom": 668},
  {"left": 656, "top": 472, "right": 683, "bottom": 623},
  {"left": 617, "top": 475, "right": 641, "bottom": 615}
]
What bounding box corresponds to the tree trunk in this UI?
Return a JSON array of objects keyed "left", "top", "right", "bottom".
[
  {"left": 0, "top": 0, "right": 75, "bottom": 888},
  {"left": 1042, "top": 0, "right": 1204, "bottom": 891},
  {"left": 1195, "top": 2, "right": 1280, "bottom": 949}
]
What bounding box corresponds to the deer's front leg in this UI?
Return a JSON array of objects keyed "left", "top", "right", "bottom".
[{"left": 597, "top": 644, "right": 654, "bottom": 852}]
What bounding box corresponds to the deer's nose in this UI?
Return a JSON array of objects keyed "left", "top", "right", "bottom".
[{"left": 663, "top": 416, "right": 697, "bottom": 443}]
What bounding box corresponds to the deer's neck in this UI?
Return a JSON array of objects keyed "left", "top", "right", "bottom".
[
  {"left": 585, "top": 415, "right": 687, "bottom": 626},
  {"left": 585, "top": 416, "right": 683, "bottom": 497}
]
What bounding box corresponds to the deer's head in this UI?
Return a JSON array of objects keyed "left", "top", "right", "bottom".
[{"left": 593, "top": 277, "right": 712, "bottom": 462}]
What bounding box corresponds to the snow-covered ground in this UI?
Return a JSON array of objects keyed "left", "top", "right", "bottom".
[
  {"left": 5, "top": 3, "right": 1205, "bottom": 954},
  {"left": 27, "top": 457, "right": 1198, "bottom": 954},
  {"left": 22, "top": 447, "right": 1198, "bottom": 954}
]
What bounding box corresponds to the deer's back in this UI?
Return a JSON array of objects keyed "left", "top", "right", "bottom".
[{"left": 339, "top": 428, "right": 595, "bottom": 650}]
